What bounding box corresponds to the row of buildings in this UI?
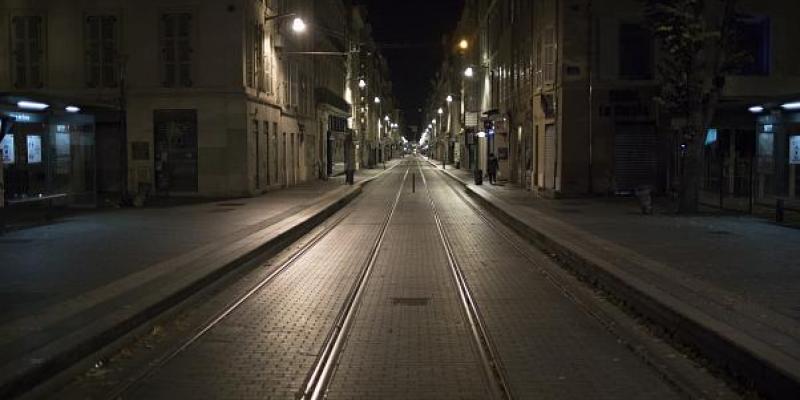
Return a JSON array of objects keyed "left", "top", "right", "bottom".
[
  {"left": 0, "top": 0, "right": 402, "bottom": 209},
  {"left": 425, "top": 0, "right": 800, "bottom": 208}
]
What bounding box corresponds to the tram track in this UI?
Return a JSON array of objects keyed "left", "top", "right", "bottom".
[
  {"left": 99, "top": 165, "right": 409, "bottom": 400},
  {"left": 299, "top": 167, "right": 409, "bottom": 400},
  {"left": 417, "top": 163, "right": 514, "bottom": 400}
]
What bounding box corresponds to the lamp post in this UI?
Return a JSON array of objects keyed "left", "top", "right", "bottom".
[{"left": 437, "top": 107, "right": 445, "bottom": 169}]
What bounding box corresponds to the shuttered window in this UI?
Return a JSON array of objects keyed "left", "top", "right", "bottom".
[
  {"left": 160, "top": 13, "right": 193, "bottom": 88},
  {"left": 11, "top": 16, "right": 45, "bottom": 89},
  {"left": 85, "top": 15, "right": 118, "bottom": 88},
  {"left": 543, "top": 27, "right": 556, "bottom": 83}
]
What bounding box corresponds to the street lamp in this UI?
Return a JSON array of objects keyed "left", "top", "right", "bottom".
[
  {"left": 374, "top": 96, "right": 380, "bottom": 104},
  {"left": 464, "top": 67, "right": 474, "bottom": 78},
  {"left": 291, "top": 17, "right": 306, "bottom": 33},
  {"left": 437, "top": 108, "right": 443, "bottom": 115},
  {"left": 358, "top": 79, "right": 366, "bottom": 89},
  {"left": 458, "top": 39, "right": 469, "bottom": 50},
  {"left": 446, "top": 95, "right": 453, "bottom": 103}
]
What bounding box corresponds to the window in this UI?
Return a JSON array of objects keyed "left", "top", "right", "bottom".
[
  {"left": 736, "top": 17, "right": 770, "bottom": 76},
  {"left": 543, "top": 27, "right": 556, "bottom": 83},
  {"left": 160, "top": 13, "right": 193, "bottom": 87},
  {"left": 85, "top": 15, "right": 118, "bottom": 88},
  {"left": 618, "top": 23, "right": 653, "bottom": 80},
  {"left": 255, "top": 23, "right": 265, "bottom": 90},
  {"left": 11, "top": 15, "right": 45, "bottom": 89}
]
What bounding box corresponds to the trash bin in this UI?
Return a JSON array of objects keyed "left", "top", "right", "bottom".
[
  {"left": 474, "top": 169, "right": 483, "bottom": 185},
  {"left": 634, "top": 185, "right": 653, "bottom": 215}
]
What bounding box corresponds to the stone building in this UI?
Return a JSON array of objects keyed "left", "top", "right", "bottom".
[{"left": 0, "top": 0, "right": 395, "bottom": 201}]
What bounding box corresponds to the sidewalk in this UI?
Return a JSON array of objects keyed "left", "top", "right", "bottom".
[
  {"left": 428, "top": 159, "right": 800, "bottom": 399},
  {"left": 0, "top": 163, "right": 397, "bottom": 398}
]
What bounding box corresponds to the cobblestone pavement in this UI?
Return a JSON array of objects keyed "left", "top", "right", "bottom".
[
  {"left": 106, "top": 159, "right": 726, "bottom": 399},
  {"left": 325, "top": 163, "right": 490, "bottom": 400},
  {"left": 420, "top": 164, "right": 685, "bottom": 399},
  {"left": 123, "top": 169, "right": 406, "bottom": 400}
]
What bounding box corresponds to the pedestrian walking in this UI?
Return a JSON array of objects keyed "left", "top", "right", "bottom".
[{"left": 487, "top": 152, "right": 499, "bottom": 185}]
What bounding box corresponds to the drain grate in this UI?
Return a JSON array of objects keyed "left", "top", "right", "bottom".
[{"left": 391, "top": 297, "right": 430, "bottom": 306}]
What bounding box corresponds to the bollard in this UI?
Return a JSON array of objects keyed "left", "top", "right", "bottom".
[
  {"left": 412, "top": 173, "right": 416, "bottom": 193},
  {"left": 776, "top": 199, "right": 785, "bottom": 223}
]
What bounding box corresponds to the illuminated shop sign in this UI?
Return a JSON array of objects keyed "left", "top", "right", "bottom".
[
  {"left": 790, "top": 135, "right": 800, "bottom": 165},
  {"left": 1, "top": 135, "right": 13, "bottom": 164},
  {"left": 27, "top": 135, "right": 42, "bottom": 164}
]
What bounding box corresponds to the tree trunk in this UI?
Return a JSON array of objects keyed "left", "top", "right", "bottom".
[{"left": 679, "top": 127, "right": 704, "bottom": 213}]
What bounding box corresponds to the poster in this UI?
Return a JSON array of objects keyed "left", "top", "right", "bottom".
[
  {"left": 790, "top": 135, "right": 800, "bottom": 165},
  {"left": 27, "top": 135, "right": 42, "bottom": 164},
  {"left": 1, "top": 135, "right": 14, "bottom": 164}
]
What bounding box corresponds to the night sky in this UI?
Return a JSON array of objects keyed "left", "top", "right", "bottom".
[{"left": 353, "top": 0, "right": 465, "bottom": 140}]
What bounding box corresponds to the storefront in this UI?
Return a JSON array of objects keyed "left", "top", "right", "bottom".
[
  {"left": 752, "top": 97, "right": 800, "bottom": 200},
  {"left": 1, "top": 95, "right": 98, "bottom": 209}
]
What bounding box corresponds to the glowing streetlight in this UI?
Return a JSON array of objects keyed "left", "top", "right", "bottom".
[
  {"left": 437, "top": 108, "right": 443, "bottom": 115},
  {"left": 464, "top": 67, "right": 474, "bottom": 78},
  {"left": 446, "top": 95, "right": 453, "bottom": 103},
  {"left": 432, "top": 119, "right": 436, "bottom": 124},
  {"left": 384, "top": 115, "right": 390, "bottom": 122},
  {"left": 374, "top": 96, "right": 381, "bottom": 104},
  {"left": 458, "top": 39, "right": 469, "bottom": 50},
  {"left": 358, "top": 79, "right": 366, "bottom": 89},
  {"left": 291, "top": 17, "right": 306, "bottom": 33}
]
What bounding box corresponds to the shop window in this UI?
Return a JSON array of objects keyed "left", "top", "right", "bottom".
[
  {"left": 1, "top": 135, "right": 15, "bottom": 164},
  {"left": 735, "top": 17, "right": 770, "bottom": 76},
  {"left": 160, "top": 13, "right": 193, "bottom": 88},
  {"left": 619, "top": 23, "right": 654, "bottom": 80},
  {"left": 85, "top": 15, "right": 119, "bottom": 88},
  {"left": 11, "top": 15, "right": 45, "bottom": 89}
]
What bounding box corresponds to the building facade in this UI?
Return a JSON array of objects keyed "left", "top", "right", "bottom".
[
  {"left": 435, "top": 0, "right": 800, "bottom": 204},
  {"left": 1, "top": 0, "right": 396, "bottom": 203}
]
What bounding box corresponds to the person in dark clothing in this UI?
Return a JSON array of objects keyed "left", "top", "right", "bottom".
[{"left": 487, "top": 153, "right": 499, "bottom": 184}]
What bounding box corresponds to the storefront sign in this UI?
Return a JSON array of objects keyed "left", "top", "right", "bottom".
[
  {"left": 790, "top": 135, "right": 800, "bottom": 165},
  {"left": 27, "top": 135, "right": 42, "bottom": 164}
]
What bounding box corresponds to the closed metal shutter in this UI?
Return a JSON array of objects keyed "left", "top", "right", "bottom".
[
  {"left": 544, "top": 124, "right": 556, "bottom": 189},
  {"left": 613, "top": 124, "right": 657, "bottom": 193}
]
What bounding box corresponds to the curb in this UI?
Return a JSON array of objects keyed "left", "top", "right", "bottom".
[
  {"left": 0, "top": 169, "right": 390, "bottom": 399},
  {"left": 431, "top": 162, "right": 800, "bottom": 400}
]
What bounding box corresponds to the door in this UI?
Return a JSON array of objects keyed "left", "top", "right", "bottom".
[
  {"left": 544, "top": 124, "right": 556, "bottom": 189},
  {"left": 154, "top": 110, "right": 198, "bottom": 193}
]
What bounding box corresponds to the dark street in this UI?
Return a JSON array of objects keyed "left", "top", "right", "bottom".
[{"left": 1, "top": 0, "right": 799, "bottom": 399}]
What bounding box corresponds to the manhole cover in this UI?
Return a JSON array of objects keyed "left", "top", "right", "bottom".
[
  {"left": 217, "top": 202, "right": 246, "bottom": 207},
  {"left": 391, "top": 297, "right": 430, "bottom": 306}
]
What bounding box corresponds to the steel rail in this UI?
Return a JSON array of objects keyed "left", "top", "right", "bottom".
[
  {"left": 417, "top": 163, "right": 514, "bottom": 400},
  {"left": 300, "top": 167, "right": 410, "bottom": 400},
  {"left": 106, "top": 166, "right": 406, "bottom": 400}
]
